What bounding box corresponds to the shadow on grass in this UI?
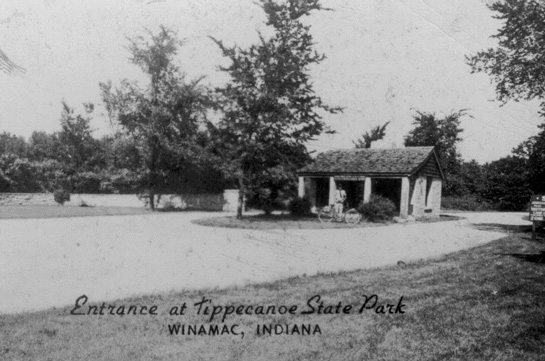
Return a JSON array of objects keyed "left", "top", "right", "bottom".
[
  {"left": 418, "top": 214, "right": 463, "bottom": 223},
  {"left": 505, "top": 251, "right": 545, "bottom": 264},
  {"left": 497, "top": 251, "right": 545, "bottom": 265},
  {"left": 473, "top": 223, "right": 533, "bottom": 233}
]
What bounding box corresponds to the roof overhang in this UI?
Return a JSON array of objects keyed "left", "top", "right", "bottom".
[{"left": 298, "top": 172, "right": 412, "bottom": 178}]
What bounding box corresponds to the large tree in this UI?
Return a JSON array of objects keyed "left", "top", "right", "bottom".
[
  {"left": 404, "top": 110, "right": 466, "bottom": 196},
  {"left": 210, "top": 0, "right": 341, "bottom": 218},
  {"left": 467, "top": 0, "right": 545, "bottom": 197},
  {"left": 100, "top": 27, "right": 210, "bottom": 209},
  {"left": 467, "top": 0, "right": 545, "bottom": 115}
]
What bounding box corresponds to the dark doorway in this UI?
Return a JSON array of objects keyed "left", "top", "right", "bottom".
[
  {"left": 337, "top": 180, "right": 364, "bottom": 209},
  {"left": 315, "top": 178, "right": 329, "bottom": 207},
  {"left": 372, "top": 178, "right": 401, "bottom": 213}
]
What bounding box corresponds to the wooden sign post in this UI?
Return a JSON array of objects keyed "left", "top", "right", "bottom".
[{"left": 530, "top": 195, "right": 545, "bottom": 240}]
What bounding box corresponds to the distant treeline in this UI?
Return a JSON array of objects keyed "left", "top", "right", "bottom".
[
  {"left": 398, "top": 110, "right": 538, "bottom": 212},
  {"left": 0, "top": 112, "right": 227, "bottom": 195}
]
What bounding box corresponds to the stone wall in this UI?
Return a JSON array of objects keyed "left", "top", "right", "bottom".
[
  {"left": 0, "top": 190, "right": 241, "bottom": 212},
  {"left": 410, "top": 177, "right": 441, "bottom": 218}
]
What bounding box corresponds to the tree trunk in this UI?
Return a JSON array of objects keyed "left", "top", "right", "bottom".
[
  {"left": 148, "top": 135, "right": 158, "bottom": 211},
  {"left": 149, "top": 189, "right": 155, "bottom": 211},
  {"left": 237, "top": 174, "right": 244, "bottom": 219},
  {"left": 263, "top": 199, "right": 273, "bottom": 215}
]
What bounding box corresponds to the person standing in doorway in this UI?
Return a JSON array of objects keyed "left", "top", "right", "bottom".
[{"left": 335, "top": 184, "right": 347, "bottom": 214}]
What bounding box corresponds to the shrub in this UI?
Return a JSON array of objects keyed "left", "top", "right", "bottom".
[
  {"left": 71, "top": 172, "right": 102, "bottom": 193},
  {"left": 357, "top": 195, "right": 396, "bottom": 222},
  {"left": 288, "top": 196, "right": 312, "bottom": 216},
  {"left": 162, "top": 201, "right": 176, "bottom": 211},
  {"left": 0, "top": 156, "right": 43, "bottom": 192},
  {"left": 441, "top": 195, "right": 495, "bottom": 211},
  {"left": 53, "top": 189, "right": 70, "bottom": 205},
  {"left": 108, "top": 169, "right": 143, "bottom": 194}
]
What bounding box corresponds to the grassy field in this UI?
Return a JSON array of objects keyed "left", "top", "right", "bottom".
[
  {"left": 193, "top": 213, "right": 461, "bottom": 229},
  {"left": 1, "top": 224, "right": 544, "bottom": 360},
  {"left": 0, "top": 205, "right": 151, "bottom": 219}
]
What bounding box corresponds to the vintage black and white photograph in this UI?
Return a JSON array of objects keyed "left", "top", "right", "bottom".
[{"left": 1, "top": 0, "right": 545, "bottom": 360}]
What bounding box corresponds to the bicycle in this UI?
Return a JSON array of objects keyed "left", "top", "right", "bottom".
[{"left": 318, "top": 204, "right": 362, "bottom": 224}]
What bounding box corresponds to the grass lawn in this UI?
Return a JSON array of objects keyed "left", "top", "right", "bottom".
[
  {"left": 0, "top": 205, "right": 151, "bottom": 219},
  {"left": 2, "top": 225, "right": 545, "bottom": 360},
  {"left": 193, "top": 213, "right": 461, "bottom": 229}
]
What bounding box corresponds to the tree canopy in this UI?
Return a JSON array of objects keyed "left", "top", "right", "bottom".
[
  {"left": 404, "top": 111, "right": 465, "bottom": 170},
  {"left": 210, "top": 0, "right": 341, "bottom": 218},
  {"left": 467, "top": 0, "right": 545, "bottom": 199},
  {"left": 404, "top": 110, "right": 467, "bottom": 196},
  {"left": 100, "top": 27, "right": 211, "bottom": 209},
  {"left": 57, "top": 101, "right": 104, "bottom": 173},
  {"left": 353, "top": 122, "right": 390, "bottom": 149},
  {"left": 467, "top": 0, "right": 545, "bottom": 115}
]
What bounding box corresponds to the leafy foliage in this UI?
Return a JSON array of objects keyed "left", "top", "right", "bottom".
[
  {"left": 0, "top": 155, "right": 43, "bottom": 192},
  {"left": 524, "top": 126, "right": 545, "bottom": 194},
  {"left": 353, "top": 122, "right": 390, "bottom": 148},
  {"left": 0, "top": 47, "right": 25, "bottom": 75},
  {"left": 53, "top": 189, "right": 71, "bottom": 205},
  {"left": 467, "top": 0, "right": 545, "bottom": 115},
  {"left": 100, "top": 26, "right": 212, "bottom": 209},
  {"left": 27, "top": 131, "right": 63, "bottom": 162},
  {"left": 57, "top": 101, "right": 105, "bottom": 172},
  {"left": 210, "top": 0, "right": 341, "bottom": 218},
  {"left": 357, "top": 194, "right": 396, "bottom": 222},
  {"left": 404, "top": 110, "right": 467, "bottom": 196},
  {"left": 288, "top": 196, "right": 312, "bottom": 216},
  {"left": 0, "top": 132, "right": 27, "bottom": 158},
  {"left": 441, "top": 195, "right": 495, "bottom": 211},
  {"left": 481, "top": 156, "right": 531, "bottom": 211}
]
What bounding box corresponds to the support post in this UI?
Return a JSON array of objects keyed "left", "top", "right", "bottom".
[
  {"left": 329, "top": 177, "right": 336, "bottom": 205},
  {"left": 400, "top": 177, "right": 410, "bottom": 219},
  {"left": 363, "top": 177, "right": 372, "bottom": 203},
  {"left": 298, "top": 176, "right": 305, "bottom": 198}
]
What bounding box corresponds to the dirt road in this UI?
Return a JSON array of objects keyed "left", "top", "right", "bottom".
[{"left": 0, "top": 212, "right": 526, "bottom": 314}]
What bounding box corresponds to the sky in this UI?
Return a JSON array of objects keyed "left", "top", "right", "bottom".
[{"left": 0, "top": 0, "right": 542, "bottom": 164}]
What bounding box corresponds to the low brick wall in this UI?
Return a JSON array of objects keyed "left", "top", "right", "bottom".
[{"left": 0, "top": 190, "right": 240, "bottom": 211}]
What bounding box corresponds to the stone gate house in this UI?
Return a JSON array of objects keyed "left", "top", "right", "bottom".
[{"left": 297, "top": 146, "right": 445, "bottom": 219}]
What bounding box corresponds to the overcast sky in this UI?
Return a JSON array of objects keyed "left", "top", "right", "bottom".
[{"left": 1, "top": 0, "right": 541, "bottom": 163}]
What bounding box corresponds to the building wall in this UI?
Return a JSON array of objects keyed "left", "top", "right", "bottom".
[
  {"left": 410, "top": 177, "right": 442, "bottom": 218},
  {"left": 410, "top": 177, "right": 425, "bottom": 217},
  {"left": 429, "top": 178, "right": 442, "bottom": 216},
  {"left": 419, "top": 156, "right": 443, "bottom": 178}
]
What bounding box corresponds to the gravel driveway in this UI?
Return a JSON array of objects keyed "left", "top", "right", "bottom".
[{"left": 0, "top": 212, "right": 527, "bottom": 314}]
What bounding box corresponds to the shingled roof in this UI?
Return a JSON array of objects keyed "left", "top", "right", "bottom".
[{"left": 298, "top": 146, "right": 444, "bottom": 178}]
